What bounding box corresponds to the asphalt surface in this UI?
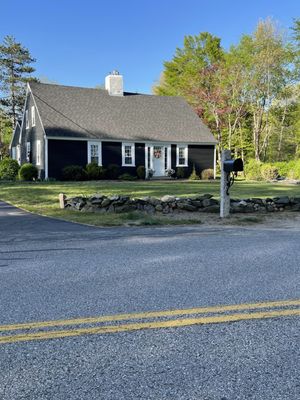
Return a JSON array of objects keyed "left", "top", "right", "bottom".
[{"left": 0, "top": 201, "right": 299, "bottom": 399}]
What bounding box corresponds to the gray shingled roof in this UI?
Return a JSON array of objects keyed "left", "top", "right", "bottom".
[{"left": 30, "top": 82, "right": 217, "bottom": 144}]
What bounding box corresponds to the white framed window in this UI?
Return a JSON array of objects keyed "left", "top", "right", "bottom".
[
  {"left": 31, "top": 106, "right": 36, "bottom": 127},
  {"left": 88, "top": 141, "right": 102, "bottom": 165},
  {"left": 122, "top": 143, "right": 135, "bottom": 166},
  {"left": 11, "top": 146, "right": 16, "bottom": 160},
  {"left": 25, "top": 110, "right": 29, "bottom": 129},
  {"left": 176, "top": 145, "right": 188, "bottom": 167},
  {"left": 36, "top": 140, "right": 41, "bottom": 166},
  {"left": 26, "top": 142, "right": 31, "bottom": 162}
]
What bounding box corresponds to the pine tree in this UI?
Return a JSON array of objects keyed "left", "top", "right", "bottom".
[{"left": 0, "top": 35, "right": 37, "bottom": 127}]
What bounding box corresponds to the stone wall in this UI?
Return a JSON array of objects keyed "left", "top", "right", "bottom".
[{"left": 59, "top": 193, "right": 300, "bottom": 214}]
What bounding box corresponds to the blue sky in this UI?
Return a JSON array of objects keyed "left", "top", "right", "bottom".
[{"left": 0, "top": 0, "right": 298, "bottom": 93}]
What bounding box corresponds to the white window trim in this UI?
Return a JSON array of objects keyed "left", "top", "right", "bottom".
[
  {"left": 26, "top": 142, "right": 31, "bottom": 162},
  {"left": 16, "top": 145, "right": 21, "bottom": 165},
  {"left": 25, "top": 110, "right": 29, "bottom": 129},
  {"left": 31, "top": 106, "right": 36, "bottom": 127},
  {"left": 36, "top": 140, "right": 41, "bottom": 166},
  {"left": 122, "top": 142, "right": 135, "bottom": 167},
  {"left": 87, "top": 141, "right": 102, "bottom": 166},
  {"left": 176, "top": 144, "right": 188, "bottom": 167}
]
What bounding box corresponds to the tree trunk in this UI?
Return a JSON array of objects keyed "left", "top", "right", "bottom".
[{"left": 277, "top": 103, "right": 287, "bottom": 161}]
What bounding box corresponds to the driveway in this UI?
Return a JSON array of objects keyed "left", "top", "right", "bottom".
[{"left": 0, "top": 201, "right": 299, "bottom": 399}]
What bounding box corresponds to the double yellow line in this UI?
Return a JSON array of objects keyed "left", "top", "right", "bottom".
[{"left": 1, "top": 299, "right": 299, "bottom": 345}]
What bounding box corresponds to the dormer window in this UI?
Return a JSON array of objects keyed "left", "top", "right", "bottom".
[{"left": 31, "top": 106, "right": 36, "bottom": 127}]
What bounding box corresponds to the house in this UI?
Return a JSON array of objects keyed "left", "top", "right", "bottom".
[{"left": 10, "top": 71, "right": 217, "bottom": 179}]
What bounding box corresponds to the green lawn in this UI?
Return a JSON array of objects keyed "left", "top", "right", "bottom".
[{"left": 0, "top": 179, "right": 299, "bottom": 226}]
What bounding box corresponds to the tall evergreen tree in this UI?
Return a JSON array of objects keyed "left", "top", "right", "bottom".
[{"left": 0, "top": 35, "right": 36, "bottom": 127}]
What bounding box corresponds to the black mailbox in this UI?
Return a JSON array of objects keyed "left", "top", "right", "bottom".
[{"left": 223, "top": 158, "right": 244, "bottom": 173}]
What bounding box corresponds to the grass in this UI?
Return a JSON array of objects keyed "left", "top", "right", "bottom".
[{"left": 0, "top": 179, "right": 299, "bottom": 226}]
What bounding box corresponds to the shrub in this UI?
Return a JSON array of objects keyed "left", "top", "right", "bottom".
[
  {"left": 19, "top": 163, "right": 38, "bottom": 181},
  {"left": 107, "top": 164, "right": 120, "bottom": 179},
  {"left": 176, "top": 167, "right": 186, "bottom": 179},
  {"left": 62, "top": 165, "right": 87, "bottom": 181},
  {"left": 85, "top": 162, "right": 106, "bottom": 180},
  {"left": 245, "top": 159, "right": 263, "bottom": 181},
  {"left": 165, "top": 168, "right": 176, "bottom": 178},
  {"left": 136, "top": 165, "right": 145, "bottom": 179},
  {"left": 0, "top": 158, "right": 20, "bottom": 180},
  {"left": 201, "top": 168, "right": 214, "bottom": 180},
  {"left": 286, "top": 159, "right": 300, "bottom": 179},
  {"left": 118, "top": 173, "right": 137, "bottom": 181},
  {"left": 188, "top": 164, "right": 200, "bottom": 180},
  {"left": 274, "top": 162, "right": 290, "bottom": 178},
  {"left": 260, "top": 164, "right": 279, "bottom": 181}
]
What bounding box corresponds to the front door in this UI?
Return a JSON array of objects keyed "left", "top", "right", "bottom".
[{"left": 152, "top": 145, "right": 165, "bottom": 177}]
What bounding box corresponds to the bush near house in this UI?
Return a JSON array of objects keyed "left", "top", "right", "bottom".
[
  {"left": 189, "top": 165, "right": 200, "bottom": 180},
  {"left": 201, "top": 168, "right": 214, "bottom": 180},
  {"left": 137, "top": 165, "right": 146, "bottom": 179},
  {"left": 86, "top": 162, "right": 106, "bottom": 180},
  {"left": 19, "top": 163, "right": 38, "bottom": 181},
  {"left": 176, "top": 167, "right": 186, "bottom": 179},
  {"left": 107, "top": 164, "right": 120, "bottom": 180},
  {"left": 0, "top": 158, "right": 20, "bottom": 180},
  {"left": 118, "top": 173, "right": 137, "bottom": 181},
  {"left": 62, "top": 165, "right": 87, "bottom": 181}
]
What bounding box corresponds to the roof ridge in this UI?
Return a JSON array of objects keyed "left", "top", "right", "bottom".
[{"left": 29, "top": 81, "right": 182, "bottom": 99}]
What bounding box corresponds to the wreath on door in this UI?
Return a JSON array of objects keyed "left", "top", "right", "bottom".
[{"left": 154, "top": 148, "right": 162, "bottom": 158}]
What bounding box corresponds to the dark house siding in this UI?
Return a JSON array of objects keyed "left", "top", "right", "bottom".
[
  {"left": 19, "top": 92, "right": 46, "bottom": 178},
  {"left": 135, "top": 143, "right": 145, "bottom": 169},
  {"left": 47, "top": 140, "right": 145, "bottom": 179},
  {"left": 171, "top": 144, "right": 177, "bottom": 170},
  {"left": 48, "top": 139, "right": 88, "bottom": 179},
  {"left": 102, "top": 141, "right": 122, "bottom": 166},
  {"left": 188, "top": 145, "right": 215, "bottom": 175},
  {"left": 11, "top": 124, "right": 21, "bottom": 148},
  {"left": 170, "top": 144, "right": 214, "bottom": 178},
  {"left": 102, "top": 141, "right": 145, "bottom": 175}
]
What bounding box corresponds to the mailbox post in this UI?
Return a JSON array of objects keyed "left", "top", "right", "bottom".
[
  {"left": 220, "top": 150, "right": 244, "bottom": 218},
  {"left": 220, "top": 150, "right": 231, "bottom": 218}
]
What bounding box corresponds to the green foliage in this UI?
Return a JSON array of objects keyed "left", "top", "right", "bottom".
[
  {"left": 176, "top": 167, "right": 186, "bottom": 179},
  {"left": 273, "top": 162, "right": 291, "bottom": 177},
  {"left": 201, "top": 168, "right": 214, "bottom": 180},
  {"left": 260, "top": 164, "right": 279, "bottom": 181},
  {"left": 0, "top": 112, "right": 12, "bottom": 159},
  {"left": 118, "top": 173, "right": 137, "bottom": 181},
  {"left": 189, "top": 165, "right": 200, "bottom": 180},
  {"left": 0, "top": 35, "right": 37, "bottom": 125},
  {"left": 136, "top": 165, "right": 146, "bottom": 179},
  {"left": 19, "top": 163, "right": 38, "bottom": 181},
  {"left": 107, "top": 164, "right": 120, "bottom": 180},
  {"left": 154, "top": 19, "right": 299, "bottom": 163},
  {"left": 62, "top": 165, "right": 87, "bottom": 181},
  {"left": 85, "top": 162, "right": 106, "bottom": 180},
  {"left": 245, "top": 159, "right": 263, "bottom": 180},
  {"left": 286, "top": 159, "right": 300, "bottom": 179},
  {"left": 0, "top": 157, "right": 20, "bottom": 180}
]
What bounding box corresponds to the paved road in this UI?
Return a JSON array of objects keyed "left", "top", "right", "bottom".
[{"left": 0, "top": 201, "right": 299, "bottom": 399}]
